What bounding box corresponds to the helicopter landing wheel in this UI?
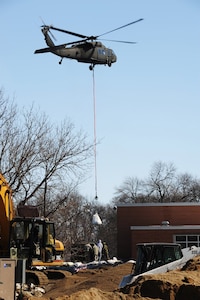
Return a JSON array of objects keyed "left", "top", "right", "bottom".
[
  {"left": 89, "top": 64, "right": 94, "bottom": 71},
  {"left": 59, "top": 58, "right": 63, "bottom": 65},
  {"left": 108, "top": 62, "right": 112, "bottom": 67}
]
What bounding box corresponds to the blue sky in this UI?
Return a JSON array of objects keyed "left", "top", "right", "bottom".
[{"left": 0, "top": 1, "right": 199, "bottom": 204}]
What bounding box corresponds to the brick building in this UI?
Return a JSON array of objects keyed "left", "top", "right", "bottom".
[{"left": 117, "top": 203, "right": 200, "bottom": 260}]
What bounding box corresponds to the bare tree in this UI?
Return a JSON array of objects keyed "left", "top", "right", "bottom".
[
  {"left": 175, "top": 173, "right": 200, "bottom": 202},
  {"left": 113, "top": 176, "right": 143, "bottom": 204},
  {"left": 146, "top": 161, "right": 176, "bottom": 202},
  {"left": 52, "top": 193, "right": 96, "bottom": 258},
  {"left": 113, "top": 161, "right": 200, "bottom": 205},
  {"left": 0, "top": 90, "right": 93, "bottom": 209}
]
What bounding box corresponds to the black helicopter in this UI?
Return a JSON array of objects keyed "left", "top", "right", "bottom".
[{"left": 34, "top": 18, "right": 143, "bottom": 70}]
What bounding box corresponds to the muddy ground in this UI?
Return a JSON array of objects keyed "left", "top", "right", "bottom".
[{"left": 26, "top": 256, "right": 200, "bottom": 300}]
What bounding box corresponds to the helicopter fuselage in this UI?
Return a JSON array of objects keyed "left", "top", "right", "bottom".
[{"left": 54, "top": 42, "right": 116, "bottom": 65}]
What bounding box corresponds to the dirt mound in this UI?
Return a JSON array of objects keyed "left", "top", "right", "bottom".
[
  {"left": 121, "top": 256, "right": 200, "bottom": 300},
  {"left": 51, "top": 288, "right": 157, "bottom": 300},
  {"left": 43, "top": 263, "right": 133, "bottom": 298},
  {"left": 27, "top": 256, "right": 200, "bottom": 300}
]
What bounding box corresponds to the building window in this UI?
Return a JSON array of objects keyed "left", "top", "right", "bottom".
[{"left": 174, "top": 234, "right": 200, "bottom": 248}]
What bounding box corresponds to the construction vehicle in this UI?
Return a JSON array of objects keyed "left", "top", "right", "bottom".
[
  {"left": 120, "top": 242, "right": 200, "bottom": 288},
  {"left": 71, "top": 242, "right": 95, "bottom": 263},
  {"left": 0, "top": 173, "right": 65, "bottom": 285}
]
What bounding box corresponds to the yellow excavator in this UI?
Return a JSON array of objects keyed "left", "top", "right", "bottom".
[{"left": 0, "top": 173, "right": 66, "bottom": 285}]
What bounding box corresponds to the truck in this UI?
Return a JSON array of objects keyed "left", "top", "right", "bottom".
[
  {"left": 0, "top": 173, "right": 65, "bottom": 285},
  {"left": 120, "top": 242, "right": 200, "bottom": 288}
]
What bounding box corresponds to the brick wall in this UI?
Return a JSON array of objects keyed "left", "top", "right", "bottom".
[{"left": 117, "top": 203, "right": 200, "bottom": 260}]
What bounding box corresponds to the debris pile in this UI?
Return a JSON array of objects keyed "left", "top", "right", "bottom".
[{"left": 16, "top": 283, "right": 45, "bottom": 299}]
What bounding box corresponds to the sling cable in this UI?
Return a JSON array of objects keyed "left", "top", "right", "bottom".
[
  {"left": 92, "top": 68, "right": 98, "bottom": 201},
  {"left": 92, "top": 68, "right": 102, "bottom": 226}
]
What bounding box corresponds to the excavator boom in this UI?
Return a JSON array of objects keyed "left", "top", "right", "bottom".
[{"left": 0, "top": 174, "right": 14, "bottom": 256}]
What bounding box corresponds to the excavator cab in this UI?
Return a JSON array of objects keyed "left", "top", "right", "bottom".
[{"left": 10, "top": 217, "right": 56, "bottom": 267}]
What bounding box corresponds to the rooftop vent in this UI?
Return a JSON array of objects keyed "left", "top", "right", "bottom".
[{"left": 161, "top": 220, "right": 170, "bottom": 226}]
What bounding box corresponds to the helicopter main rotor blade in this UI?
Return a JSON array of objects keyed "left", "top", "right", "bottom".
[
  {"left": 99, "top": 38, "right": 137, "bottom": 44},
  {"left": 49, "top": 26, "right": 88, "bottom": 39},
  {"left": 39, "top": 18, "right": 143, "bottom": 44},
  {"left": 48, "top": 29, "right": 57, "bottom": 41},
  {"left": 98, "top": 18, "right": 143, "bottom": 38}
]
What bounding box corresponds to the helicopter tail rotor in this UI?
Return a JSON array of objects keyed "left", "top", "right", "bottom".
[
  {"left": 41, "top": 25, "right": 57, "bottom": 41},
  {"left": 40, "top": 17, "right": 57, "bottom": 41}
]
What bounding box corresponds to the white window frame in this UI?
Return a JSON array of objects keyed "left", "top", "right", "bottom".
[{"left": 173, "top": 234, "right": 200, "bottom": 248}]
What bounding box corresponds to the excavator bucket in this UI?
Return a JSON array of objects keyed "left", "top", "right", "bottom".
[{"left": 17, "top": 204, "right": 39, "bottom": 217}]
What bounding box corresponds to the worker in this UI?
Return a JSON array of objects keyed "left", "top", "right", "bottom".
[
  {"left": 102, "top": 242, "right": 110, "bottom": 260},
  {"left": 97, "top": 239, "right": 103, "bottom": 261},
  {"left": 25, "top": 225, "right": 40, "bottom": 257},
  {"left": 25, "top": 225, "right": 39, "bottom": 247},
  {"left": 33, "top": 225, "right": 39, "bottom": 243},
  {"left": 92, "top": 243, "right": 99, "bottom": 261},
  {"left": 85, "top": 243, "right": 93, "bottom": 262}
]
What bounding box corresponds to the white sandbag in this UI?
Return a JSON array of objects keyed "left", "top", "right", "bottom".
[{"left": 92, "top": 212, "right": 102, "bottom": 225}]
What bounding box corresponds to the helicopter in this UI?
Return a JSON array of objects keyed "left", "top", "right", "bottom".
[{"left": 34, "top": 18, "right": 143, "bottom": 70}]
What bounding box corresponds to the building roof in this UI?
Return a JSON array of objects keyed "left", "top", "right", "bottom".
[
  {"left": 117, "top": 202, "right": 200, "bottom": 207},
  {"left": 130, "top": 225, "right": 200, "bottom": 230}
]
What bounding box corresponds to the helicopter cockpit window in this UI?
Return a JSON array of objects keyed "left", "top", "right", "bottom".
[{"left": 98, "top": 49, "right": 106, "bottom": 56}]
